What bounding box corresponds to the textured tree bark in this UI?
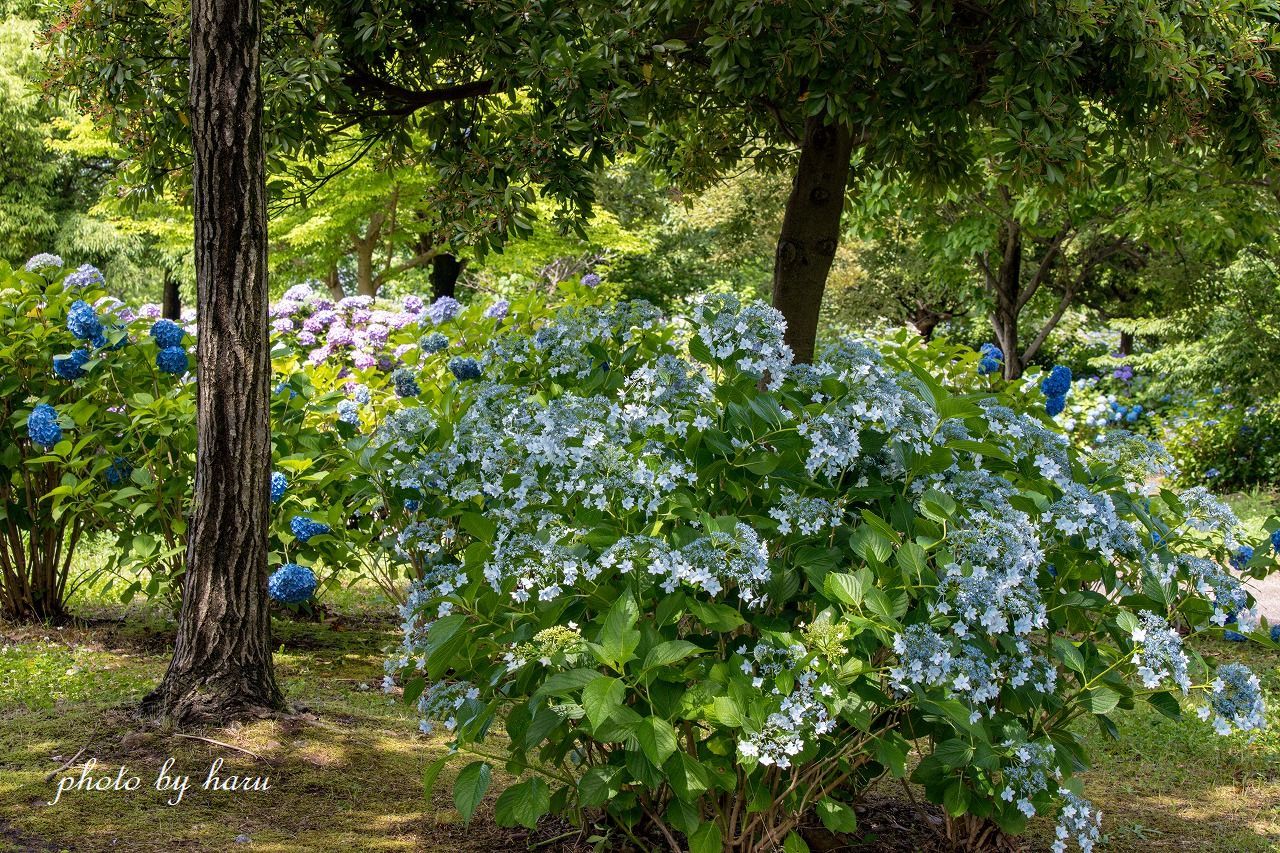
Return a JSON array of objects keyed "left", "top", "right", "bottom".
[
  {"left": 162, "top": 272, "right": 182, "bottom": 320},
  {"left": 324, "top": 264, "right": 343, "bottom": 300},
  {"left": 771, "top": 117, "right": 855, "bottom": 364},
  {"left": 431, "top": 252, "right": 461, "bottom": 300},
  {"left": 1119, "top": 330, "right": 1134, "bottom": 356},
  {"left": 142, "top": 0, "right": 282, "bottom": 723},
  {"left": 355, "top": 239, "right": 376, "bottom": 297},
  {"left": 988, "top": 225, "right": 1025, "bottom": 379}
]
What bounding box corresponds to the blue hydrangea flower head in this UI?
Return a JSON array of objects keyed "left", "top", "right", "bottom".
[
  {"left": 404, "top": 498, "right": 421, "bottom": 512},
  {"left": 1230, "top": 545, "right": 1255, "bottom": 571},
  {"left": 64, "top": 264, "right": 104, "bottom": 289},
  {"left": 1045, "top": 394, "right": 1066, "bottom": 417},
  {"left": 27, "top": 404, "right": 62, "bottom": 447},
  {"left": 581, "top": 272, "right": 601, "bottom": 288},
  {"left": 420, "top": 332, "right": 449, "bottom": 354},
  {"left": 1271, "top": 624, "right": 1280, "bottom": 643},
  {"left": 268, "top": 562, "right": 317, "bottom": 604},
  {"left": 24, "top": 253, "right": 63, "bottom": 275},
  {"left": 290, "top": 516, "right": 331, "bottom": 543},
  {"left": 1224, "top": 630, "right": 1247, "bottom": 642},
  {"left": 1040, "top": 365, "right": 1072, "bottom": 398},
  {"left": 392, "top": 368, "right": 420, "bottom": 398},
  {"left": 270, "top": 471, "right": 288, "bottom": 503},
  {"left": 105, "top": 457, "right": 132, "bottom": 486},
  {"left": 483, "top": 299, "right": 510, "bottom": 320},
  {"left": 337, "top": 399, "right": 361, "bottom": 424},
  {"left": 150, "top": 319, "right": 185, "bottom": 348},
  {"left": 53, "top": 349, "right": 91, "bottom": 380},
  {"left": 448, "top": 356, "right": 482, "bottom": 381},
  {"left": 66, "top": 300, "right": 103, "bottom": 341},
  {"left": 1270, "top": 528, "right": 1280, "bottom": 553},
  {"left": 977, "top": 343, "right": 1003, "bottom": 375},
  {"left": 156, "top": 346, "right": 189, "bottom": 375},
  {"left": 426, "top": 296, "right": 462, "bottom": 325}
]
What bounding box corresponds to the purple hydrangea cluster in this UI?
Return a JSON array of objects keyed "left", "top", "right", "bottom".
[
  {"left": 426, "top": 296, "right": 462, "bottom": 325},
  {"left": 65, "top": 264, "right": 105, "bottom": 289},
  {"left": 483, "top": 299, "right": 510, "bottom": 320},
  {"left": 268, "top": 562, "right": 317, "bottom": 604}
]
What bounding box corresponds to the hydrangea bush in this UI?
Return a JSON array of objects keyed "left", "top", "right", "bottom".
[
  {"left": 378, "top": 296, "right": 1272, "bottom": 851},
  {"left": 0, "top": 258, "right": 199, "bottom": 618}
]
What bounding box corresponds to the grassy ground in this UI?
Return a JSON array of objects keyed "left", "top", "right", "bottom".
[{"left": 2, "top": 552, "right": 1279, "bottom": 851}]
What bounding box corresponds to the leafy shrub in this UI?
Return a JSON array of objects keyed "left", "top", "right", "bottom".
[
  {"left": 379, "top": 296, "right": 1271, "bottom": 850},
  {"left": 0, "top": 257, "right": 193, "bottom": 618},
  {"left": 1166, "top": 401, "right": 1280, "bottom": 490}
]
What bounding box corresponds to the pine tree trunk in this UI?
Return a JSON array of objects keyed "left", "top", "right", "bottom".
[
  {"left": 142, "top": 0, "right": 282, "bottom": 723},
  {"left": 162, "top": 272, "right": 182, "bottom": 320},
  {"left": 431, "top": 252, "right": 460, "bottom": 300},
  {"left": 770, "top": 116, "right": 855, "bottom": 365}
]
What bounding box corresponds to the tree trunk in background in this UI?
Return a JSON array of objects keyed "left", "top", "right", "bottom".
[
  {"left": 431, "top": 253, "right": 461, "bottom": 300},
  {"left": 988, "top": 225, "right": 1025, "bottom": 380},
  {"left": 355, "top": 240, "right": 376, "bottom": 297},
  {"left": 1119, "top": 330, "right": 1134, "bottom": 356},
  {"left": 142, "top": 0, "right": 282, "bottom": 724},
  {"left": 325, "top": 265, "right": 343, "bottom": 300},
  {"left": 162, "top": 272, "right": 181, "bottom": 320},
  {"left": 771, "top": 117, "right": 855, "bottom": 364}
]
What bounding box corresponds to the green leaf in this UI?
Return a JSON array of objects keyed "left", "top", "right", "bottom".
[
  {"left": 422, "top": 754, "right": 450, "bottom": 803},
  {"left": 1147, "top": 691, "right": 1182, "bottom": 720},
  {"left": 537, "top": 668, "right": 602, "bottom": 698},
  {"left": 643, "top": 640, "right": 704, "bottom": 671},
  {"left": 919, "top": 488, "right": 957, "bottom": 522},
  {"left": 933, "top": 738, "right": 974, "bottom": 769},
  {"left": 634, "top": 716, "right": 678, "bottom": 767},
  {"left": 851, "top": 525, "right": 893, "bottom": 564},
  {"left": 816, "top": 798, "right": 858, "bottom": 834},
  {"left": 687, "top": 598, "right": 745, "bottom": 631},
  {"left": 783, "top": 831, "right": 810, "bottom": 853},
  {"left": 452, "top": 761, "right": 491, "bottom": 825},
  {"left": 664, "top": 752, "right": 712, "bottom": 802},
  {"left": 581, "top": 676, "right": 626, "bottom": 730},
  {"left": 689, "top": 822, "right": 722, "bottom": 853},
  {"left": 1053, "top": 637, "right": 1086, "bottom": 675},
  {"left": 494, "top": 777, "right": 550, "bottom": 830},
  {"left": 1084, "top": 687, "right": 1121, "bottom": 716},
  {"left": 601, "top": 591, "right": 641, "bottom": 668},
  {"left": 709, "top": 695, "right": 744, "bottom": 727},
  {"left": 943, "top": 779, "right": 970, "bottom": 817},
  {"left": 824, "top": 572, "right": 864, "bottom": 607}
]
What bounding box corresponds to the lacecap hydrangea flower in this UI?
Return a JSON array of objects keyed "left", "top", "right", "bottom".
[
  {"left": 156, "top": 346, "right": 189, "bottom": 375},
  {"left": 67, "top": 300, "right": 103, "bottom": 342},
  {"left": 25, "top": 253, "right": 63, "bottom": 275},
  {"left": 1200, "top": 662, "right": 1267, "bottom": 734},
  {"left": 978, "top": 342, "right": 1003, "bottom": 375},
  {"left": 290, "top": 516, "right": 331, "bottom": 543},
  {"left": 448, "top": 356, "right": 482, "bottom": 381},
  {"left": 27, "top": 403, "right": 62, "bottom": 447},
  {"left": 64, "top": 264, "right": 105, "bottom": 289},
  {"left": 53, "top": 349, "right": 91, "bottom": 380},
  {"left": 150, "top": 318, "right": 185, "bottom": 348},
  {"left": 268, "top": 563, "right": 317, "bottom": 604},
  {"left": 270, "top": 471, "right": 288, "bottom": 503}
]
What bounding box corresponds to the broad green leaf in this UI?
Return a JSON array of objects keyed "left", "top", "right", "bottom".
[
  {"left": 494, "top": 777, "right": 550, "bottom": 829},
  {"left": 689, "top": 822, "right": 722, "bottom": 853},
  {"left": 816, "top": 797, "right": 858, "bottom": 833},
  {"left": 581, "top": 676, "right": 626, "bottom": 730},
  {"left": 824, "top": 572, "right": 864, "bottom": 607},
  {"left": 452, "top": 761, "right": 491, "bottom": 825},
  {"left": 634, "top": 716, "right": 678, "bottom": 767},
  {"left": 643, "top": 640, "right": 704, "bottom": 671}
]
